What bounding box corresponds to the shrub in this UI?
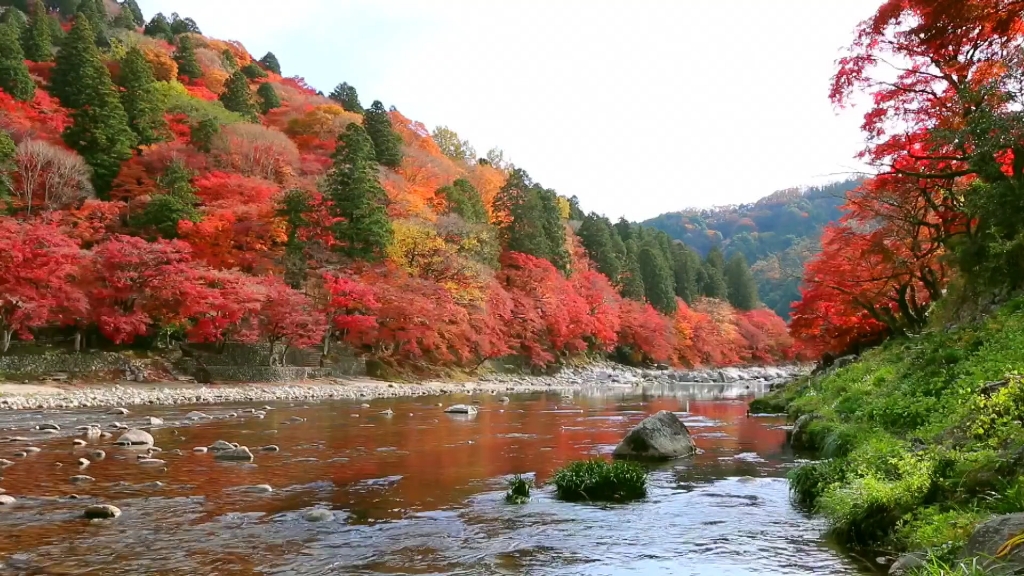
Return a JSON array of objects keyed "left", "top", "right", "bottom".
[
  {"left": 551, "top": 459, "right": 647, "bottom": 502},
  {"left": 505, "top": 474, "right": 531, "bottom": 504}
]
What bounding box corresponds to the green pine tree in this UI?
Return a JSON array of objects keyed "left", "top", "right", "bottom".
[
  {"left": 614, "top": 217, "right": 633, "bottom": 243},
  {"left": 619, "top": 240, "right": 646, "bottom": 301},
  {"left": 0, "top": 6, "right": 27, "bottom": 32},
  {"left": 535, "top": 185, "right": 570, "bottom": 272},
  {"left": 492, "top": 167, "right": 568, "bottom": 270},
  {"left": 724, "top": 253, "right": 759, "bottom": 310},
  {"left": 256, "top": 82, "right": 280, "bottom": 114},
  {"left": 706, "top": 246, "right": 726, "bottom": 273},
  {"left": 118, "top": 46, "right": 165, "bottom": 145},
  {"left": 322, "top": 123, "right": 393, "bottom": 260},
  {"left": 638, "top": 241, "right": 677, "bottom": 314},
  {"left": 0, "top": 129, "right": 15, "bottom": 200},
  {"left": 189, "top": 117, "right": 218, "bottom": 152},
  {"left": 700, "top": 261, "right": 728, "bottom": 299},
  {"left": 436, "top": 178, "right": 487, "bottom": 223},
  {"left": 671, "top": 244, "right": 701, "bottom": 304},
  {"left": 44, "top": 10, "right": 63, "bottom": 41},
  {"left": 240, "top": 62, "right": 266, "bottom": 79},
  {"left": 577, "top": 213, "right": 623, "bottom": 283},
  {"left": 110, "top": 4, "right": 135, "bottom": 29},
  {"left": 143, "top": 12, "right": 171, "bottom": 40},
  {"left": 362, "top": 100, "right": 403, "bottom": 168},
  {"left": 278, "top": 188, "right": 311, "bottom": 289},
  {"left": 218, "top": 70, "right": 257, "bottom": 121},
  {"left": 0, "top": 21, "right": 35, "bottom": 100},
  {"left": 173, "top": 33, "right": 202, "bottom": 81},
  {"left": 20, "top": 0, "right": 51, "bottom": 62},
  {"left": 258, "top": 51, "right": 280, "bottom": 75},
  {"left": 328, "top": 81, "right": 362, "bottom": 113},
  {"left": 75, "top": 0, "right": 107, "bottom": 46},
  {"left": 136, "top": 160, "right": 200, "bottom": 238},
  {"left": 52, "top": 15, "right": 136, "bottom": 194},
  {"left": 120, "top": 0, "right": 143, "bottom": 26}
]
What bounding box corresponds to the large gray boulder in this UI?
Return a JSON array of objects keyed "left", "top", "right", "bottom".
[
  {"left": 962, "top": 513, "right": 1024, "bottom": 574},
  {"left": 790, "top": 414, "right": 822, "bottom": 450},
  {"left": 116, "top": 429, "right": 154, "bottom": 446},
  {"left": 612, "top": 410, "right": 696, "bottom": 460}
]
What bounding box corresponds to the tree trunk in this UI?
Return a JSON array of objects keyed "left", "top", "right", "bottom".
[
  {"left": 0, "top": 329, "right": 12, "bottom": 354},
  {"left": 74, "top": 331, "right": 82, "bottom": 353}
]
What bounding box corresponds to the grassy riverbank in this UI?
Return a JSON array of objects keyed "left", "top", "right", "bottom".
[{"left": 754, "top": 298, "right": 1024, "bottom": 564}]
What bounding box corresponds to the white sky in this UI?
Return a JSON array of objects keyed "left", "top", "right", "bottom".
[{"left": 137, "top": 0, "right": 879, "bottom": 221}]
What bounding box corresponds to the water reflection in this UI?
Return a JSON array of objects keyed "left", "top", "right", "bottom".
[{"left": 0, "top": 385, "right": 872, "bottom": 575}]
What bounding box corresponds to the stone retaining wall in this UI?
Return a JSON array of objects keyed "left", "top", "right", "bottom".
[
  {"left": 0, "top": 352, "right": 125, "bottom": 377},
  {"left": 203, "top": 366, "right": 345, "bottom": 383}
]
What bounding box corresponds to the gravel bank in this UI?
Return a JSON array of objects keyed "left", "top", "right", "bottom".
[{"left": 0, "top": 363, "right": 809, "bottom": 411}]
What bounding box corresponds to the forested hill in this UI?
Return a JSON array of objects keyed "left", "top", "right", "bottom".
[
  {"left": 642, "top": 179, "right": 862, "bottom": 318},
  {"left": 0, "top": 0, "right": 798, "bottom": 373}
]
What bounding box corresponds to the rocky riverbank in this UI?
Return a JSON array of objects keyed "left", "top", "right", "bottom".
[{"left": 0, "top": 363, "right": 809, "bottom": 411}]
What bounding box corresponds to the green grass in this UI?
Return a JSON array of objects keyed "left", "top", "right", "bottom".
[
  {"left": 505, "top": 474, "right": 532, "bottom": 504},
  {"left": 551, "top": 459, "right": 648, "bottom": 502},
  {"left": 762, "top": 296, "right": 1024, "bottom": 558}
]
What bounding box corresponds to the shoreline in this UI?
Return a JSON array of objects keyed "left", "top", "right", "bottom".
[{"left": 0, "top": 364, "right": 809, "bottom": 411}]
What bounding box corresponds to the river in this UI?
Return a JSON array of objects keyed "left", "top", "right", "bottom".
[{"left": 0, "top": 383, "right": 878, "bottom": 575}]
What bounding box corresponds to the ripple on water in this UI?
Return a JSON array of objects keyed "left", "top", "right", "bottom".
[{"left": 0, "top": 391, "right": 868, "bottom": 575}]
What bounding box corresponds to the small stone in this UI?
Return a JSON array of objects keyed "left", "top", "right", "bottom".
[
  {"left": 360, "top": 403, "right": 371, "bottom": 408},
  {"left": 137, "top": 458, "right": 166, "bottom": 467},
  {"left": 148, "top": 417, "right": 164, "bottom": 426},
  {"left": 24, "top": 447, "right": 40, "bottom": 454},
  {"left": 70, "top": 475, "right": 95, "bottom": 484},
  {"left": 302, "top": 509, "right": 334, "bottom": 522},
  {"left": 90, "top": 450, "right": 106, "bottom": 460},
  {"left": 66, "top": 494, "right": 80, "bottom": 499},
  {"left": 192, "top": 447, "right": 208, "bottom": 453},
  {"left": 242, "top": 484, "right": 273, "bottom": 494},
  {"left": 214, "top": 447, "right": 254, "bottom": 462},
  {"left": 380, "top": 409, "right": 394, "bottom": 416},
  {"left": 260, "top": 445, "right": 280, "bottom": 452},
  {"left": 499, "top": 396, "right": 511, "bottom": 404},
  {"left": 208, "top": 440, "right": 235, "bottom": 452},
  {"left": 227, "top": 413, "right": 237, "bottom": 418},
  {"left": 36, "top": 423, "right": 60, "bottom": 431},
  {"left": 288, "top": 416, "right": 304, "bottom": 423},
  {"left": 12, "top": 452, "right": 27, "bottom": 458},
  {"left": 116, "top": 429, "right": 154, "bottom": 446},
  {"left": 0, "top": 495, "right": 15, "bottom": 506},
  {"left": 83, "top": 504, "right": 121, "bottom": 519},
  {"left": 107, "top": 408, "right": 129, "bottom": 415},
  {"left": 78, "top": 458, "right": 90, "bottom": 468},
  {"left": 100, "top": 432, "right": 112, "bottom": 439},
  {"left": 185, "top": 411, "right": 209, "bottom": 420},
  {"left": 0, "top": 459, "right": 14, "bottom": 468},
  {"left": 170, "top": 449, "right": 182, "bottom": 456}
]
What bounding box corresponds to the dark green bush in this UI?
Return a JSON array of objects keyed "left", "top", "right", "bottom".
[
  {"left": 505, "top": 474, "right": 531, "bottom": 504},
  {"left": 552, "top": 459, "right": 647, "bottom": 502}
]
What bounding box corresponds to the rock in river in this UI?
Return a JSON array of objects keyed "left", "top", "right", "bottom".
[
  {"left": 303, "top": 509, "right": 333, "bottom": 522},
  {"left": 116, "top": 429, "right": 154, "bottom": 446},
  {"left": 107, "top": 408, "right": 129, "bottom": 415},
  {"left": 612, "top": 410, "right": 696, "bottom": 460},
  {"left": 83, "top": 504, "right": 121, "bottom": 519},
  {"left": 0, "top": 495, "right": 15, "bottom": 506},
  {"left": 260, "top": 445, "right": 279, "bottom": 452},
  {"left": 962, "top": 512, "right": 1024, "bottom": 574},
  {"left": 444, "top": 404, "right": 478, "bottom": 415},
  {"left": 214, "top": 447, "right": 254, "bottom": 462},
  {"left": 209, "top": 440, "right": 236, "bottom": 452},
  {"left": 70, "top": 475, "right": 95, "bottom": 484},
  {"left": 148, "top": 417, "right": 164, "bottom": 426},
  {"left": 36, "top": 423, "right": 60, "bottom": 431}
]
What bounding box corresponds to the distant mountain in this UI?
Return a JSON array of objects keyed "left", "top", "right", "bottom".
[{"left": 641, "top": 179, "right": 862, "bottom": 318}]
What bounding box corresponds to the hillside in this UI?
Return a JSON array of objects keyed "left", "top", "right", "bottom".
[
  {"left": 642, "top": 179, "right": 861, "bottom": 318},
  {"left": 0, "top": 0, "right": 796, "bottom": 376}
]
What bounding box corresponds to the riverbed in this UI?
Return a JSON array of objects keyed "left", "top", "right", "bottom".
[{"left": 0, "top": 383, "right": 875, "bottom": 575}]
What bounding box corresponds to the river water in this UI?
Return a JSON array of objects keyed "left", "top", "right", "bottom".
[{"left": 0, "top": 384, "right": 877, "bottom": 575}]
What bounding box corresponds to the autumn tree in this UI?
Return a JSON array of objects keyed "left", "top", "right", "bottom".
[
  {"left": 724, "top": 253, "right": 758, "bottom": 310},
  {"left": 256, "top": 82, "right": 280, "bottom": 114},
  {"left": 52, "top": 15, "right": 135, "bottom": 194},
  {"left": 259, "top": 51, "right": 280, "bottom": 75},
  {"left": 323, "top": 122, "right": 392, "bottom": 260},
  {"left": 432, "top": 125, "right": 475, "bottom": 162},
  {"left": 12, "top": 138, "right": 93, "bottom": 214},
  {"left": 20, "top": 0, "right": 51, "bottom": 62},
  {"left": 219, "top": 70, "right": 257, "bottom": 121},
  {"left": 0, "top": 21, "right": 35, "bottom": 101},
  {"left": 435, "top": 177, "right": 487, "bottom": 223},
  {"left": 173, "top": 33, "right": 202, "bottom": 81},
  {"left": 136, "top": 160, "right": 200, "bottom": 238},
  {"left": 118, "top": 46, "right": 165, "bottom": 146},
  {"left": 328, "top": 81, "right": 363, "bottom": 113},
  {"left": 362, "top": 100, "right": 403, "bottom": 168}
]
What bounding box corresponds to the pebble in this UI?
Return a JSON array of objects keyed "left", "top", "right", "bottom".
[
  {"left": 83, "top": 504, "right": 121, "bottom": 519},
  {"left": 36, "top": 423, "right": 60, "bottom": 431},
  {"left": 302, "top": 509, "right": 334, "bottom": 522},
  {"left": 12, "top": 451, "right": 27, "bottom": 458},
  {"left": 260, "top": 445, "right": 279, "bottom": 452},
  {"left": 90, "top": 450, "right": 106, "bottom": 460},
  {"left": 78, "top": 458, "right": 90, "bottom": 468},
  {"left": 242, "top": 484, "right": 273, "bottom": 493},
  {"left": 70, "top": 475, "right": 94, "bottom": 483},
  {"left": 360, "top": 403, "right": 370, "bottom": 408},
  {"left": 380, "top": 409, "right": 394, "bottom": 416},
  {"left": 192, "top": 447, "right": 208, "bottom": 453},
  {"left": 148, "top": 417, "right": 164, "bottom": 426},
  {"left": 0, "top": 495, "right": 15, "bottom": 505},
  {"left": 24, "top": 447, "right": 41, "bottom": 453},
  {"left": 137, "top": 458, "right": 166, "bottom": 467},
  {"left": 107, "top": 408, "right": 129, "bottom": 415}
]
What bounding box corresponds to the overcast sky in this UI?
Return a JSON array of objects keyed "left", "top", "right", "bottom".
[{"left": 137, "top": 0, "right": 879, "bottom": 221}]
